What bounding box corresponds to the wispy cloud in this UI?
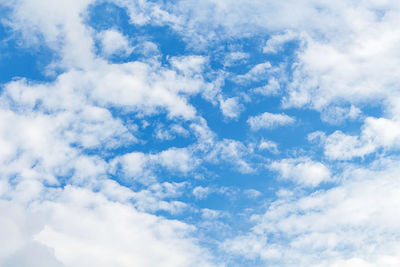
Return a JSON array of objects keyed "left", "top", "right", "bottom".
[{"left": 247, "top": 112, "right": 295, "bottom": 131}]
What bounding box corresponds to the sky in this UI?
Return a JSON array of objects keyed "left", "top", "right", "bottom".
[{"left": 1, "top": 0, "right": 400, "bottom": 266}]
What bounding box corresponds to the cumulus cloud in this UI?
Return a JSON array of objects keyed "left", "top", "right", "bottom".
[
  {"left": 37, "top": 187, "right": 214, "bottom": 267},
  {"left": 2, "top": 242, "right": 64, "bottom": 267},
  {"left": 309, "top": 116, "right": 400, "bottom": 160},
  {"left": 98, "top": 29, "right": 133, "bottom": 57},
  {"left": 0, "top": 187, "right": 217, "bottom": 267},
  {"left": 219, "top": 96, "right": 244, "bottom": 119},
  {"left": 269, "top": 157, "right": 331, "bottom": 187}
]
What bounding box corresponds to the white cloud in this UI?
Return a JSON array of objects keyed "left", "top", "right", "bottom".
[
  {"left": 111, "top": 147, "right": 198, "bottom": 184},
  {"left": 5, "top": 0, "right": 97, "bottom": 69},
  {"left": 2, "top": 242, "right": 64, "bottom": 267},
  {"left": 154, "top": 123, "right": 189, "bottom": 141},
  {"left": 219, "top": 96, "right": 244, "bottom": 119},
  {"left": 206, "top": 139, "right": 253, "bottom": 173},
  {"left": 131, "top": 182, "right": 189, "bottom": 214},
  {"left": 110, "top": 152, "right": 154, "bottom": 184},
  {"left": 258, "top": 139, "right": 279, "bottom": 154},
  {"left": 310, "top": 116, "right": 400, "bottom": 160},
  {"left": 320, "top": 105, "right": 362, "bottom": 125},
  {"left": 193, "top": 186, "right": 210, "bottom": 200},
  {"left": 317, "top": 131, "right": 376, "bottom": 160},
  {"left": 201, "top": 208, "right": 224, "bottom": 220},
  {"left": 247, "top": 112, "right": 295, "bottom": 131},
  {"left": 279, "top": 6, "right": 400, "bottom": 113},
  {"left": 30, "top": 186, "right": 214, "bottom": 267},
  {"left": 157, "top": 147, "right": 197, "bottom": 173},
  {"left": 362, "top": 117, "right": 400, "bottom": 149},
  {"left": 170, "top": 55, "right": 207, "bottom": 76},
  {"left": 86, "top": 61, "right": 204, "bottom": 120},
  {"left": 263, "top": 31, "right": 298, "bottom": 54},
  {"left": 235, "top": 62, "right": 272, "bottom": 84},
  {"left": 244, "top": 189, "right": 262, "bottom": 199},
  {"left": 224, "top": 51, "right": 249, "bottom": 66},
  {"left": 98, "top": 29, "right": 133, "bottom": 57},
  {"left": 252, "top": 77, "right": 281, "bottom": 96},
  {"left": 269, "top": 157, "right": 330, "bottom": 187}
]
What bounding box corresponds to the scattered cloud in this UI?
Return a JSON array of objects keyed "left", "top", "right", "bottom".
[
  {"left": 2, "top": 0, "right": 400, "bottom": 266},
  {"left": 248, "top": 112, "right": 295, "bottom": 131},
  {"left": 269, "top": 157, "right": 331, "bottom": 187},
  {"left": 219, "top": 96, "right": 244, "bottom": 119}
]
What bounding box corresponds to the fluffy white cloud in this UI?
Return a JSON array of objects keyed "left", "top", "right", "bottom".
[
  {"left": 157, "top": 147, "right": 198, "bottom": 173},
  {"left": 4, "top": 0, "right": 97, "bottom": 69},
  {"left": 248, "top": 112, "right": 295, "bottom": 131},
  {"left": 310, "top": 116, "right": 400, "bottom": 160},
  {"left": 2, "top": 242, "right": 64, "bottom": 267},
  {"left": 269, "top": 157, "right": 330, "bottom": 187},
  {"left": 0, "top": 186, "right": 215, "bottom": 267},
  {"left": 219, "top": 96, "right": 244, "bottom": 119},
  {"left": 98, "top": 29, "right": 133, "bottom": 57},
  {"left": 111, "top": 147, "right": 198, "bottom": 184}
]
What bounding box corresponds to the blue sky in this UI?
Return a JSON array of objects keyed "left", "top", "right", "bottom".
[{"left": 1, "top": 1, "right": 400, "bottom": 266}]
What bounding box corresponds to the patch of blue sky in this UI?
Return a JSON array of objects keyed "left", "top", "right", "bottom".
[{"left": 0, "top": 20, "right": 57, "bottom": 84}]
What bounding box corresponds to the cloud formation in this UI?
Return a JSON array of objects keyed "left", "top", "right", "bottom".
[{"left": 1, "top": 0, "right": 400, "bottom": 266}]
